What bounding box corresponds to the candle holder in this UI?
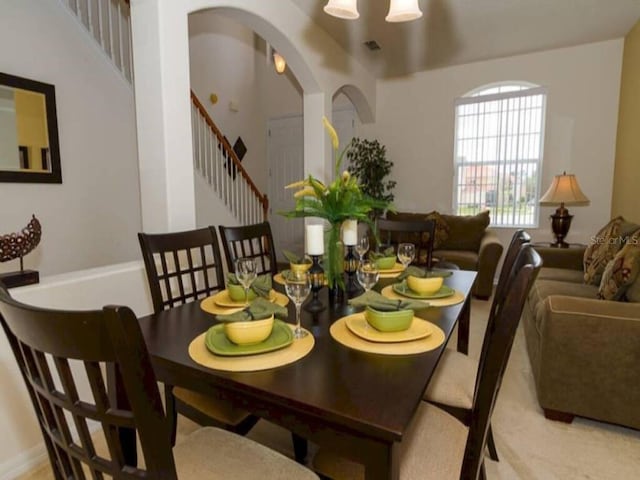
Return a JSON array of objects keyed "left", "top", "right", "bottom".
[
  {"left": 344, "top": 245, "right": 361, "bottom": 299},
  {"left": 304, "top": 255, "right": 326, "bottom": 313}
]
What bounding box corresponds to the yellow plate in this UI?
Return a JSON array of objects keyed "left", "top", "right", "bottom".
[
  {"left": 376, "top": 262, "right": 405, "bottom": 274},
  {"left": 201, "top": 291, "right": 289, "bottom": 315},
  {"left": 213, "top": 289, "right": 277, "bottom": 308},
  {"left": 344, "top": 313, "right": 433, "bottom": 343}
]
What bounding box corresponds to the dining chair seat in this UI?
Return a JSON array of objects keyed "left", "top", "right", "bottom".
[
  {"left": 423, "top": 348, "right": 475, "bottom": 409},
  {"left": 173, "top": 387, "right": 254, "bottom": 426},
  {"left": 175, "top": 427, "right": 318, "bottom": 480},
  {"left": 313, "top": 402, "right": 468, "bottom": 480}
]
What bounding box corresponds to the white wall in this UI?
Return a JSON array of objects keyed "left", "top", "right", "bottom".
[
  {"left": 359, "top": 39, "right": 624, "bottom": 247},
  {"left": 0, "top": 0, "right": 141, "bottom": 277},
  {"left": 189, "top": 11, "right": 267, "bottom": 192}
]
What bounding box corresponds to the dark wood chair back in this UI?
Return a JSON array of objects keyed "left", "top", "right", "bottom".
[
  {"left": 462, "top": 244, "right": 541, "bottom": 479},
  {"left": 376, "top": 218, "right": 437, "bottom": 268},
  {"left": 218, "top": 222, "right": 278, "bottom": 276},
  {"left": 490, "top": 229, "right": 532, "bottom": 319},
  {"left": 138, "top": 226, "right": 225, "bottom": 313},
  {"left": 477, "top": 230, "right": 532, "bottom": 368},
  {"left": 0, "top": 286, "right": 177, "bottom": 479}
]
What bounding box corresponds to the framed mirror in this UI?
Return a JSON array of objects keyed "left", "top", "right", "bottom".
[{"left": 0, "top": 72, "right": 62, "bottom": 183}]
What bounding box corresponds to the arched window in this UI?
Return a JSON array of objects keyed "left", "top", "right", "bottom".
[{"left": 453, "top": 82, "right": 547, "bottom": 227}]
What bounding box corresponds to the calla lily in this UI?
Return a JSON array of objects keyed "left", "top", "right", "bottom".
[{"left": 322, "top": 116, "right": 339, "bottom": 151}]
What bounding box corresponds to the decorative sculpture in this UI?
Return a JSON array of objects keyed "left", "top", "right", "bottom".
[{"left": 0, "top": 215, "right": 41, "bottom": 288}]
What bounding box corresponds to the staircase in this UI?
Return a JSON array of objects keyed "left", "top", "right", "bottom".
[{"left": 60, "top": 0, "right": 268, "bottom": 224}]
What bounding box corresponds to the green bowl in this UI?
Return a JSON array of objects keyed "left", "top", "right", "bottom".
[
  {"left": 227, "top": 283, "right": 258, "bottom": 302},
  {"left": 375, "top": 256, "right": 397, "bottom": 270},
  {"left": 364, "top": 306, "right": 413, "bottom": 332}
]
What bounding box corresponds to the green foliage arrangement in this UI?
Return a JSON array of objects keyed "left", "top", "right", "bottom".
[{"left": 346, "top": 138, "right": 396, "bottom": 217}]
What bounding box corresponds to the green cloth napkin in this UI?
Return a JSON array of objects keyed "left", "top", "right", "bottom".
[
  {"left": 216, "top": 297, "right": 288, "bottom": 322},
  {"left": 282, "top": 250, "right": 310, "bottom": 264},
  {"left": 397, "top": 266, "right": 453, "bottom": 280},
  {"left": 227, "top": 273, "right": 272, "bottom": 298},
  {"left": 348, "top": 290, "right": 429, "bottom": 311},
  {"left": 370, "top": 246, "right": 395, "bottom": 261}
]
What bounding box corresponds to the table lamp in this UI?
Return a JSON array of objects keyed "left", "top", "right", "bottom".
[{"left": 539, "top": 172, "right": 590, "bottom": 248}]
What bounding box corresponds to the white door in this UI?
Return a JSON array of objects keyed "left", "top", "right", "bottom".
[{"left": 267, "top": 116, "right": 304, "bottom": 256}]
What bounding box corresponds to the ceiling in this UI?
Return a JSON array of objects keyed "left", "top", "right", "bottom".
[{"left": 292, "top": 0, "right": 640, "bottom": 78}]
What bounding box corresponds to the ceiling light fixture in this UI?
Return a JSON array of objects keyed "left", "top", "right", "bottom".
[
  {"left": 273, "top": 51, "right": 286, "bottom": 74},
  {"left": 323, "top": 0, "right": 359, "bottom": 20},
  {"left": 323, "top": 0, "right": 423, "bottom": 23},
  {"left": 385, "top": 0, "right": 423, "bottom": 23}
]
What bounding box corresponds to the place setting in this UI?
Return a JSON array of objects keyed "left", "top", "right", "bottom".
[
  {"left": 200, "top": 258, "right": 289, "bottom": 315},
  {"left": 380, "top": 264, "right": 465, "bottom": 307},
  {"left": 189, "top": 258, "right": 315, "bottom": 372},
  {"left": 329, "top": 263, "right": 446, "bottom": 355}
]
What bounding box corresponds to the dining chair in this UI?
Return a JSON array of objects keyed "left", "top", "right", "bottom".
[
  {"left": 219, "top": 221, "right": 280, "bottom": 276},
  {"left": 422, "top": 230, "right": 531, "bottom": 461},
  {"left": 376, "top": 217, "right": 437, "bottom": 268},
  {"left": 312, "top": 244, "right": 542, "bottom": 480},
  {"left": 138, "top": 227, "right": 258, "bottom": 445},
  {"left": 0, "top": 286, "right": 318, "bottom": 480}
]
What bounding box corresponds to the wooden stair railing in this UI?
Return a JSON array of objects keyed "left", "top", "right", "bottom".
[{"left": 190, "top": 91, "right": 269, "bottom": 224}]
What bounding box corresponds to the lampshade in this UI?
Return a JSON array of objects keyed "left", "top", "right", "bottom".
[
  {"left": 385, "top": 0, "right": 423, "bottom": 22},
  {"left": 323, "top": 0, "right": 359, "bottom": 20},
  {"left": 273, "top": 52, "right": 286, "bottom": 74},
  {"left": 539, "top": 173, "right": 590, "bottom": 206}
]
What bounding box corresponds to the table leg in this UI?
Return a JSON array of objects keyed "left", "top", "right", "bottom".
[
  {"left": 292, "top": 433, "right": 308, "bottom": 463},
  {"left": 364, "top": 442, "right": 399, "bottom": 480},
  {"left": 457, "top": 296, "right": 470, "bottom": 355}
]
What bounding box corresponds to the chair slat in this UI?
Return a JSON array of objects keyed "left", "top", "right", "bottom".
[{"left": 219, "top": 222, "right": 278, "bottom": 276}]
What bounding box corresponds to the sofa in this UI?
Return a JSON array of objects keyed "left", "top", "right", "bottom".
[
  {"left": 523, "top": 217, "right": 640, "bottom": 430},
  {"left": 385, "top": 210, "right": 503, "bottom": 299}
]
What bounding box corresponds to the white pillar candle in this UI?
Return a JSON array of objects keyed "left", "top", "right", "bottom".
[
  {"left": 306, "top": 224, "right": 324, "bottom": 255},
  {"left": 342, "top": 219, "right": 358, "bottom": 246}
]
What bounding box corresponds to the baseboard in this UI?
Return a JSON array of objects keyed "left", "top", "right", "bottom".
[{"left": 0, "top": 442, "right": 48, "bottom": 480}]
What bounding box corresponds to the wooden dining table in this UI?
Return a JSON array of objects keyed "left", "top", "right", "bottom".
[{"left": 135, "top": 269, "right": 477, "bottom": 480}]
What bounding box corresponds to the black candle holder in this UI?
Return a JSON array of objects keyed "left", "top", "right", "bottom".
[
  {"left": 344, "top": 245, "right": 362, "bottom": 298},
  {"left": 304, "top": 254, "right": 326, "bottom": 313}
]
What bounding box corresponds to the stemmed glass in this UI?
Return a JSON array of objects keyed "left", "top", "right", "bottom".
[
  {"left": 356, "top": 261, "right": 379, "bottom": 293},
  {"left": 355, "top": 235, "right": 370, "bottom": 263},
  {"left": 235, "top": 257, "right": 257, "bottom": 306},
  {"left": 397, "top": 243, "right": 416, "bottom": 270},
  {"left": 284, "top": 270, "right": 311, "bottom": 339}
]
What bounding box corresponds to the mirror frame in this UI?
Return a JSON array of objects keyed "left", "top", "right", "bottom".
[{"left": 0, "top": 72, "right": 62, "bottom": 184}]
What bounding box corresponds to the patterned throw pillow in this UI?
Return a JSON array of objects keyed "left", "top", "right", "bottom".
[
  {"left": 584, "top": 217, "right": 624, "bottom": 285},
  {"left": 598, "top": 242, "right": 640, "bottom": 300},
  {"left": 425, "top": 211, "right": 450, "bottom": 249}
]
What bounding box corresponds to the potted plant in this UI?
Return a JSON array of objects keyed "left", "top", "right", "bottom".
[{"left": 346, "top": 138, "right": 396, "bottom": 219}]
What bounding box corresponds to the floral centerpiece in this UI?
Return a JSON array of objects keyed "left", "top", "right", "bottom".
[{"left": 280, "top": 117, "right": 392, "bottom": 290}]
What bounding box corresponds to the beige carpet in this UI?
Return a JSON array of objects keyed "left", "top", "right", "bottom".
[{"left": 17, "top": 297, "right": 640, "bottom": 480}]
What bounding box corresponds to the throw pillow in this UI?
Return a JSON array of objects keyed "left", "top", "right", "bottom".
[
  {"left": 425, "top": 211, "right": 449, "bottom": 249},
  {"left": 438, "top": 210, "right": 491, "bottom": 251},
  {"left": 584, "top": 217, "right": 624, "bottom": 285},
  {"left": 598, "top": 242, "right": 640, "bottom": 300}
]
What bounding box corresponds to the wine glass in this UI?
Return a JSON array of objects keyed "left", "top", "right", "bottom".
[
  {"left": 284, "top": 270, "right": 311, "bottom": 339},
  {"left": 397, "top": 243, "right": 416, "bottom": 269},
  {"left": 356, "top": 235, "right": 370, "bottom": 262},
  {"left": 356, "top": 261, "right": 379, "bottom": 293},
  {"left": 235, "top": 257, "right": 257, "bottom": 306}
]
